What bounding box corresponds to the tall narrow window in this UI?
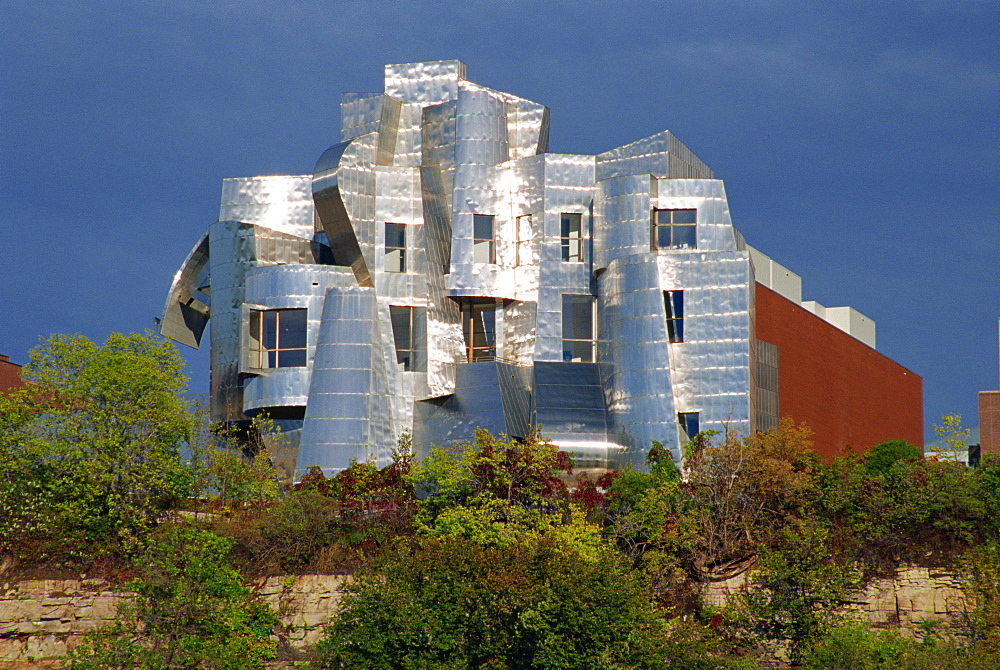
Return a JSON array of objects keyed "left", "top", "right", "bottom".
[
  {"left": 678, "top": 412, "right": 700, "bottom": 442},
  {"left": 461, "top": 301, "right": 496, "bottom": 362},
  {"left": 664, "top": 290, "right": 684, "bottom": 343},
  {"left": 560, "top": 213, "right": 583, "bottom": 262},
  {"left": 562, "top": 295, "right": 596, "bottom": 362},
  {"left": 473, "top": 214, "right": 495, "bottom": 263},
  {"left": 390, "top": 305, "right": 426, "bottom": 372},
  {"left": 515, "top": 214, "right": 532, "bottom": 266},
  {"left": 384, "top": 222, "right": 406, "bottom": 272},
  {"left": 249, "top": 308, "right": 307, "bottom": 368},
  {"left": 654, "top": 208, "right": 697, "bottom": 250}
]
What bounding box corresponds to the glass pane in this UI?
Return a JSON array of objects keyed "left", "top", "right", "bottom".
[
  {"left": 279, "top": 349, "right": 306, "bottom": 368},
  {"left": 561, "top": 213, "right": 582, "bottom": 238},
  {"left": 390, "top": 306, "right": 411, "bottom": 351},
  {"left": 672, "top": 225, "right": 697, "bottom": 249},
  {"left": 563, "top": 296, "right": 593, "bottom": 340},
  {"left": 473, "top": 307, "right": 495, "bottom": 346},
  {"left": 563, "top": 340, "right": 594, "bottom": 363},
  {"left": 666, "top": 319, "right": 679, "bottom": 343},
  {"left": 474, "top": 239, "right": 494, "bottom": 263},
  {"left": 478, "top": 310, "right": 496, "bottom": 342},
  {"left": 248, "top": 311, "right": 262, "bottom": 367},
  {"left": 385, "top": 249, "right": 405, "bottom": 273},
  {"left": 665, "top": 292, "right": 683, "bottom": 343},
  {"left": 396, "top": 351, "right": 411, "bottom": 370},
  {"left": 413, "top": 307, "right": 427, "bottom": 372},
  {"left": 672, "top": 209, "right": 697, "bottom": 224},
  {"left": 266, "top": 350, "right": 277, "bottom": 368},
  {"left": 570, "top": 238, "right": 582, "bottom": 262},
  {"left": 657, "top": 225, "right": 672, "bottom": 249},
  {"left": 279, "top": 309, "right": 308, "bottom": 349},
  {"left": 385, "top": 222, "right": 406, "bottom": 248},
  {"left": 679, "top": 412, "right": 700, "bottom": 441},
  {"left": 473, "top": 214, "right": 494, "bottom": 240},
  {"left": 263, "top": 311, "right": 278, "bottom": 350}
]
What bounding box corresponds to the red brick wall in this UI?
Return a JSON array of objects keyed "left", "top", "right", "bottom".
[
  {"left": 980, "top": 391, "right": 1000, "bottom": 457},
  {"left": 0, "top": 355, "right": 25, "bottom": 394},
  {"left": 754, "top": 284, "right": 923, "bottom": 461}
]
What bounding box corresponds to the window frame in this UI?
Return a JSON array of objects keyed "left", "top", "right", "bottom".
[
  {"left": 384, "top": 222, "right": 407, "bottom": 273},
  {"left": 248, "top": 308, "right": 308, "bottom": 369},
  {"left": 460, "top": 301, "right": 497, "bottom": 362},
  {"left": 653, "top": 208, "right": 698, "bottom": 251},
  {"left": 678, "top": 411, "right": 700, "bottom": 443},
  {"left": 664, "top": 290, "right": 684, "bottom": 343},
  {"left": 560, "top": 213, "right": 584, "bottom": 263},
  {"left": 389, "top": 305, "right": 426, "bottom": 372},
  {"left": 562, "top": 294, "right": 597, "bottom": 363},
  {"left": 473, "top": 214, "right": 496, "bottom": 264}
]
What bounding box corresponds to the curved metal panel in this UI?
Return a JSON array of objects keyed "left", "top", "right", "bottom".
[
  {"left": 159, "top": 233, "right": 210, "bottom": 349},
  {"left": 597, "top": 254, "right": 679, "bottom": 466},
  {"left": 296, "top": 284, "right": 396, "bottom": 477},
  {"left": 312, "top": 140, "right": 373, "bottom": 287}
]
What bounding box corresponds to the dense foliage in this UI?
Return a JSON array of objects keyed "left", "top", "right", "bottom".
[
  {"left": 4, "top": 333, "right": 1000, "bottom": 667},
  {"left": 64, "top": 528, "right": 277, "bottom": 670},
  {"left": 0, "top": 333, "right": 197, "bottom": 562}
]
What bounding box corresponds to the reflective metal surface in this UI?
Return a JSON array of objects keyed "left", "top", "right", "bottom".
[{"left": 158, "top": 60, "right": 877, "bottom": 475}]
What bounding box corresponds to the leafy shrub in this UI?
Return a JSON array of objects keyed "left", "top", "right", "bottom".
[
  {"left": 64, "top": 527, "right": 277, "bottom": 670},
  {"left": 864, "top": 440, "right": 923, "bottom": 475},
  {"left": 317, "top": 534, "right": 745, "bottom": 669},
  {"left": 803, "top": 623, "right": 1000, "bottom": 670}
]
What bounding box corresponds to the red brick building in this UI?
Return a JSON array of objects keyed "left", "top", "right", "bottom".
[
  {"left": 0, "top": 354, "right": 25, "bottom": 394},
  {"left": 980, "top": 392, "right": 1000, "bottom": 457},
  {"left": 750, "top": 249, "right": 923, "bottom": 461},
  {"left": 754, "top": 284, "right": 923, "bottom": 461}
]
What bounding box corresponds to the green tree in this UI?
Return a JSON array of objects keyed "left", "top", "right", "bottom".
[
  {"left": 930, "top": 413, "right": 972, "bottom": 462},
  {"left": 317, "top": 535, "right": 746, "bottom": 669},
  {"left": 737, "top": 518, "right": 859, "bottom": 666},
  {"left": 407, "top": 428, "right": 573, "bottom": 547},
  {"left": 819, "top": 453, "right": 986, "bottom": 572},
  {"left": 864, "top": 439, "right": 923, "bottom": 475},
  {"left": 64, "top": 527, "right": 277, "bottom": 669},
  {"left": 198, "top": 414, "right": 284, "bottom": 513},
  {"left": 0, "top": 332, "right": 198, "bottom": 562},
  {"left": 684, "top": 420, "right": 820, "bottom": 580}
]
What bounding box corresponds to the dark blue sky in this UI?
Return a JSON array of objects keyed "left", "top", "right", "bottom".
[{"left": 2, "top": 0, "right": 997, "bottom": 443}]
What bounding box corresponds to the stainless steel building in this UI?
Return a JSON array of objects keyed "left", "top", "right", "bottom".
[{"left": 160, "top": 60, "right": 886, "bottom": 476}]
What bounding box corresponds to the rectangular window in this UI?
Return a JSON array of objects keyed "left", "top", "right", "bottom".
[
  {"left": 562, "top": 295, "right": 596, "bottom": 362},
  {"left": 473, "top": 214, "right": 495, "bottom": 263},
  {"left": 384, "top": 222, "right": 406, "bottom": 272},
  {"left": 516, "top": 214, "right": 532, "bottom": 266},
  {"left": 678, "top": 412, "right": 700, "bottom": 443},
  {"left": 560, "top": 213, "right": 583, "bottom": 262},
  {"left": 664, "top": 290, "right": 684, "bottom": 343},
  {"left": 390, "top": 305, "right": 426, "bottom": 372},
  {"left": 249, "top": 308, "right": 307, "bottom": 368},
  {"left": 461, "top": 301, "right": 496, "bottom": 362},
  {"left": 654, "top": 208, "right": 697, "bottom": 250}
]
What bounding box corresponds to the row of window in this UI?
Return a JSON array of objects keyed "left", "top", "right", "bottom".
[
  {"left": 247, "top": 289, "right": 686, "bottom": 371},
  {"left": 382, "top": 208, "right": 697, "bottom": 271}
]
